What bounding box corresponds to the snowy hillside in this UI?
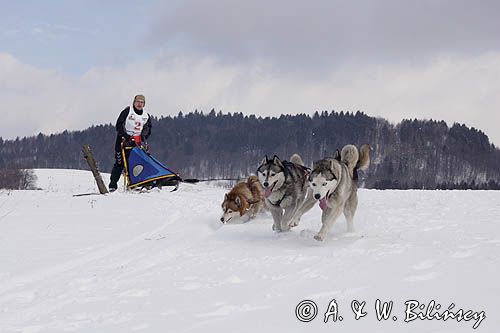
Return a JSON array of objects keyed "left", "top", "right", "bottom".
[{"left": 1, "top": 169, "right": 499, "bottom": 332}]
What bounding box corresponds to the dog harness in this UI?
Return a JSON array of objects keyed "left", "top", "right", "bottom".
[
  {"left": 124, "top": 106, "right": 150, "bottom": 137},
  {"left": 268, "top": 192, "right": 286, "bottom": 206}
]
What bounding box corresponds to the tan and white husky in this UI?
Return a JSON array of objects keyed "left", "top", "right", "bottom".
[{"left": 220, "top": 176, "right": 265, "bottom": 223}]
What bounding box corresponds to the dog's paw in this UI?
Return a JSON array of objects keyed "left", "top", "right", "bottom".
[
  {"left": 280, "top": 224, "right": 291, "bottom": 232},
  {"left": 314, "top": 234, "right": 324, "bottom": 241},
  {"left": 289, "top": 220, "right": 299, "bottom": 228}
]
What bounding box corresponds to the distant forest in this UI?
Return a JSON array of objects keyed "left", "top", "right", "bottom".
[{"left": 1, "top": 110, "right": 500, "bottom": 190}]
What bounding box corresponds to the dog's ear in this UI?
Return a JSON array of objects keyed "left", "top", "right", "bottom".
[
  {"left": 330, "top": 159, "right": 336, "bottom": 171},
  {"left": 329, "top": 160, "right": 339, "bottom": 179},
  {"left": 273, "top": 155, "right": 283, "bottom": 167},
  {"left": 333, "top": 149, "right": 341, "bottom": 161},
  {"left": 261, "top": 155, "right": 269, "bottom": 166},
  {"left": 235, "top": 196, "right": 241, "bottom": 207}
]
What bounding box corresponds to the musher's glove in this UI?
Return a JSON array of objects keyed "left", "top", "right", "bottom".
[
  {"left": 141, "top": 142, "right": 150, "bottom": 153},
  {"left": 122, "top": 137, "right": 136, "bottom": 147}
]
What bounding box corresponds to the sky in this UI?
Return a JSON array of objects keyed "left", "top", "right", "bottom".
[{"left": 1, "top": 0, "right": 500, "bottom": 145}]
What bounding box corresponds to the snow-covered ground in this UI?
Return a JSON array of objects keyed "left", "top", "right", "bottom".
[{"left": 1, "top": 169, "right": 499, "bottom": 332}]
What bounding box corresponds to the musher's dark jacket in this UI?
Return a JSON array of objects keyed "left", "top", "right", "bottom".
[{"left": 114, "top": 106, "right": 152, "bottom": 151}]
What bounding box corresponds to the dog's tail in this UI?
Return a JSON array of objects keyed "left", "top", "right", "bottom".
[
  {"left": 356, "top": 144, "right": 371, "bottom": 172},
  {"left": 290, "top": 153, "right": 305, "bottom": 166},
  {"left": 341, "top": 144, "right": 371, "bottom": 174},
  {"left": 341, "top": 145, "right": 359, "bottom": 176}
]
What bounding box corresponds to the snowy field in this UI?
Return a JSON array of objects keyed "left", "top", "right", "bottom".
[{"left": 0, "top": 169, "right": 499, "bottom": 332}]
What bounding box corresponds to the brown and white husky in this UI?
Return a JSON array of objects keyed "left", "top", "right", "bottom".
[{"left": 220, "top": 176, "right": 265, "bottom": 223}]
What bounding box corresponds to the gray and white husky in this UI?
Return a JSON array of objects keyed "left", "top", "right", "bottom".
[
  {"left": 257, "top": 154, "right": 316, "bottom": 232},
  {"left": 309, "top": 144, "right": 371, "bottom": 241}
]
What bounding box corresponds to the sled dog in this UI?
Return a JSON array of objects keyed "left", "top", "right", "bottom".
[
  {"left": 220, "top": 176, "right": 265, "bottom": 223},
  {"left": 308, "top": 144, "right": 371, "bottom": 241},
  {"left": 257, "top": 154, "right": 316, "bottom": 231}
]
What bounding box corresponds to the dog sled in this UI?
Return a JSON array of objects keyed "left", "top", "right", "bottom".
[
  {"left": 121, "top": 144, "right": 181, "bottom": 191},
  {"left": 75, "top": 143, "right": 241, "bottom": 197}
]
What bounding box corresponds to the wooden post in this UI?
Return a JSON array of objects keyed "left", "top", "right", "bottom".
[{"left": 82, "top": 144, "right": 109, "bottom": 194}]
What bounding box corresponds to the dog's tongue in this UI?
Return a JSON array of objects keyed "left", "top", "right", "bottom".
[
  {"left": 265, "top": 186, "right": 273, "bottom": 198},
  {"left": 319, "top": 197, "right": 327, "bottom": 210}
]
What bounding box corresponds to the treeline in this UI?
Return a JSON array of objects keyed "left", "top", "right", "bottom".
[{"left": 1, "top": 110, "right": 500, "bottom": 190}]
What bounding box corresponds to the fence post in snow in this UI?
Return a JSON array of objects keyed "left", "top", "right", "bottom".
[{"left": 82, "top": 144, "right": 109, "bottom": 195}]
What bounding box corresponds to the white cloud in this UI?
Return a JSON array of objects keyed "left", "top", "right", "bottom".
[
  {"left": 149, "top": 0, "right": 500, "bottom": 70},
  {"left": 2, "top": 51, "right": 500, "bottom": 146}
]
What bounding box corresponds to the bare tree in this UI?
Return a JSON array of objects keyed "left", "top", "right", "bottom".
[{"left": 0, "top": 169, "right": 37, "bottom": 190}]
